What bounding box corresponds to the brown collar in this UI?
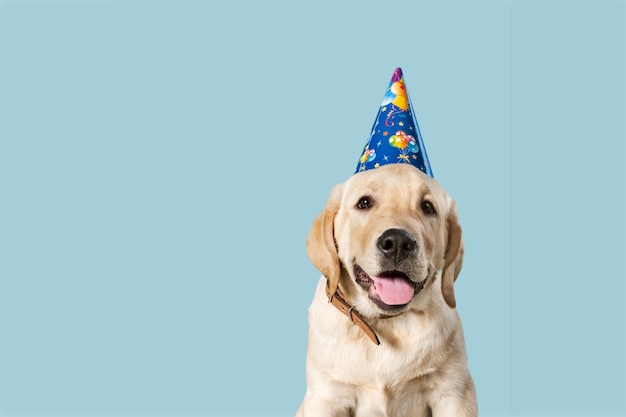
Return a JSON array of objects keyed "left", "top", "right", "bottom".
[{"left": 328, "top": 288, "right": 380, "bottom": 345}]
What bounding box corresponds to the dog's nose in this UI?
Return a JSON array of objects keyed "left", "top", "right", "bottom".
[{"left": 377, "top": 228, "right": 417, "bottom": 264}]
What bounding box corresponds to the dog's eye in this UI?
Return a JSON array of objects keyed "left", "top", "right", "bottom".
[
  {"left": 356, "top": 196, "right": 373, "bottom": 210},
  {"left": 421, "top": 200, "right": 437, "bottom": 215}
]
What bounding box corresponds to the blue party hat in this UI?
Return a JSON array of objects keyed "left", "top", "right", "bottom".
[{"left": 355, "top": 68, "right": 433, "bottom": 176}]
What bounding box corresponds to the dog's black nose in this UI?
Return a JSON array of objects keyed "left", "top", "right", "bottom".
[{"left": 377, "top": 228, "right": 417, "bottom": 264}]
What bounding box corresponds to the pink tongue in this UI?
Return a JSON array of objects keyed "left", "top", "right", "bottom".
[{"left": 371, "top": 276, "right": 415, "bottom": 305}]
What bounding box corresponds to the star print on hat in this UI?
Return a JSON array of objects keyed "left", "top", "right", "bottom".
[{"left": 355, "top": 68, "right": 433, "bottom": 177}]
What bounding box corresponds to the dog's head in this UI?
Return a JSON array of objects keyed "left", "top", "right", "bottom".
[{"left": 307, "top": 164, "right": 463, "bottom": 317}]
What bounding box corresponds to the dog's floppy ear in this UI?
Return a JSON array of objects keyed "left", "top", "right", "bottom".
[
  {"left": 441, "top": 199, "right": 464, "bottom": 309},
  {"left": 306, "top": 184, "right": 344, "bottom": 297}
]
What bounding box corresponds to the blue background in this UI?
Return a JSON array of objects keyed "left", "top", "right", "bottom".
[{"left": 0, "top": 0, "right": 624, "bottom": 416}]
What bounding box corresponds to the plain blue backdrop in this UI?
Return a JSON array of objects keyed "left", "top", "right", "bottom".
[{"left": 0, "top": 0, "right": 624, "bottom": 416}]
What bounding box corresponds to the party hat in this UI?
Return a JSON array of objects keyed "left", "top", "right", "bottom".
[{"left": 355, "top": 68, "right": 433, "bottom": 176}]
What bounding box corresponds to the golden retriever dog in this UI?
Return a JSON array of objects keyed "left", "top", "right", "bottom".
[{"left": 296, "top": 164, "right": 476, "bottom": 417}]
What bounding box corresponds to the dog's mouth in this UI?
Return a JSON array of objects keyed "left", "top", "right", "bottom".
[{"left": 354, "top": 264, "right": 426, "bottom": 311}]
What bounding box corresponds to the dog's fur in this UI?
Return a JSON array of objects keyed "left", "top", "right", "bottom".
[{"left": 297, "top": 164, "right": 476, "bottom": 417}]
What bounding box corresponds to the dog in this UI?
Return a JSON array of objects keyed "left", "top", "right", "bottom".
[{"left": 296, "top": 163, "right": 476, "bottom": 417}]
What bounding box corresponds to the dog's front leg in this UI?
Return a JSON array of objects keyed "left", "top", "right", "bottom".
[
  {"left": 296, "top": 391, "right": 354, "bottom": 417},
  {"left": 430, "top": 399, "right": 477, "bottom": 417},
  {"left": 428, "top": 374, "right": 477, "bottom": 417}
]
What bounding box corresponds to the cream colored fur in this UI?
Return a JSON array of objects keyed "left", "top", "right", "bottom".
[{"left": 297, "top": 164, "right": 476, "bottom": 417}]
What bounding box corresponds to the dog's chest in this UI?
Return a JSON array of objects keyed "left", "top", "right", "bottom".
[
  {"left": 322, "top": 326, "right": 438, "bottom": 417},
  {"left": 332, "top": 325, "right": 438, "bottom": 384}
]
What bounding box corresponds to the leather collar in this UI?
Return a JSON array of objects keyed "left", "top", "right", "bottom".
[{"left": 328, "top": 288, "right": 380, "bottom": 345}]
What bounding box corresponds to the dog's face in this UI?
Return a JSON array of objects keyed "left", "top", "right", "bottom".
[{"left": 307, "top": 164, "right": 463, "bottom": 318}]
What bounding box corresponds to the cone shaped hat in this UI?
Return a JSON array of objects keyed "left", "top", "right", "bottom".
[{"left": 355, "top": 68, "right": 433, "bottom": 176}]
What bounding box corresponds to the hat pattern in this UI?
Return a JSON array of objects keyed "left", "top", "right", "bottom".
[{"left": 355, "top": 68, "right": 433, "bottom": 177}]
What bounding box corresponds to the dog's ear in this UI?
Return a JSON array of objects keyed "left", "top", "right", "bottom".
[
  {"left": 441, "top": 199, "right": 464, "bottom": 309},
  {"left": 306, "top": 184, "right": 344, "bottom": 297}
]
